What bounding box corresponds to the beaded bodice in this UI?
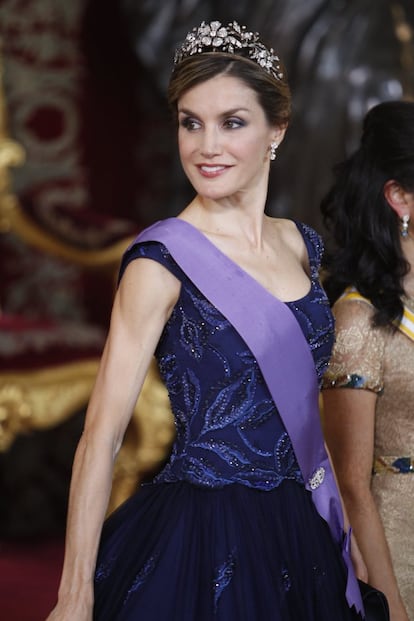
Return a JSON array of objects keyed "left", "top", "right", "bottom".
[{"left": 121, "top": 221, "right": 334, "bottom": 491}]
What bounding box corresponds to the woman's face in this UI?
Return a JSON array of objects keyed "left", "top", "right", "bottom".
[{"left": 177, "top": 74, "right": 284, "bottom": 201}]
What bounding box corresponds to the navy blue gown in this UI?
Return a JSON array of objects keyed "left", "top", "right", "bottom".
[{"left": 93, "top": 222, "right": 361, "bottom": 620}]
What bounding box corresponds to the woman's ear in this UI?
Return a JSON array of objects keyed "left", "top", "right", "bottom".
[
  {"left": 273, "top": 124, "right": 287, "bottom": 146},
  {"left": 383, "top": 179, "right": 414, "bottom": 218}
]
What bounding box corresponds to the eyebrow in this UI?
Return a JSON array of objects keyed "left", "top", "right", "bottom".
[{"left": 178, "top": 107, "right": 251, "bottom": 118}]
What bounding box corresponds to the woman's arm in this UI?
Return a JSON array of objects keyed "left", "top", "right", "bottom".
[
  {"left": 323, "top": 440, "right": 367, "bottom": 582},
  {"left": 45, "top": 257, "right": 180, "bottom": 621},
  {"left": 323, "top": 387, "right": 409, "bottom": 621}
]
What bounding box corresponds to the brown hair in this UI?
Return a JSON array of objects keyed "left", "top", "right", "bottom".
[{"left": 167, "top": 53, "right": 291, "bottom": 128}]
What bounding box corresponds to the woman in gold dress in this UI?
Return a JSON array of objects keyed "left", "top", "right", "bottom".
[{"left": 321, "top": 101, "right": 414, "bottom": 621}]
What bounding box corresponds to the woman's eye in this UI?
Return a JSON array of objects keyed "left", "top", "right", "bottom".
[
  {"left": 180, "top": 117, "right": 201, "bottom": 131},
  {"left": 223, "top": 118, "right": 245, "bottom": 129}
]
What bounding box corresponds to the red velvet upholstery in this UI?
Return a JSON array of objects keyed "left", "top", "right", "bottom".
[{"left": 0, "top": 314, "right": 105, "bottom": 371}]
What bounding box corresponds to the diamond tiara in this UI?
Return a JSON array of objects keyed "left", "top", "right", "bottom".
[{"left": 173, "top": 20, "right": 284, "bottom": 81}]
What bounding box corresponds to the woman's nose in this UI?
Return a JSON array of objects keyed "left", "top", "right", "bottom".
[{"left": 199, "top": 127, "right": 222, "bottom": 157}]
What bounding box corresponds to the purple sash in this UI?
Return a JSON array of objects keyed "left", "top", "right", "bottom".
[{"left": 132, "top": 218, "right": 363, "bottom": 614}]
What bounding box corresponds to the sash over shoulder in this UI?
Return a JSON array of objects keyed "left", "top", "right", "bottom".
[{"left": 130, "top": 218, "right": 363, "bottom": 615}]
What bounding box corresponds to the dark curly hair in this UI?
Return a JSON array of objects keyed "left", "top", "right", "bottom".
[{"left": 321, "top": 100, "right": 414, "bottom": 326}]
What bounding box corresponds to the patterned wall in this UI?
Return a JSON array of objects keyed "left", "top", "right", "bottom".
[
  {"left": 0, "top": 0, "right": 140, "bottom": 323},
  {"left": 1, "top": 0, "right": 88, "bottom": 208}
]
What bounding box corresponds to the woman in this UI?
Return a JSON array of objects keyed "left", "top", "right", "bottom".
[
  {"left": 46, "top": 21, "right": 364, "bottom": 620},
  {"left": 321, "top": 101, "right": 414, "bottom": 621}
]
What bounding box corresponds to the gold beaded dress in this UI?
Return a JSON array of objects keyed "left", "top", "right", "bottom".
[{"left": 323, "top": 295, "right": 414, "bottom": 616}]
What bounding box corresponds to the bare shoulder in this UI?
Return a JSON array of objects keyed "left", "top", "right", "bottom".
[
  {"left": 117, "top": 256, "right": 181, "bottom": 321},
  {"left": 267, "top": 217, "right": 308, "bottom": 260},
  {"left": 268, "top": 216, "right": 302, "bottom": 242}
]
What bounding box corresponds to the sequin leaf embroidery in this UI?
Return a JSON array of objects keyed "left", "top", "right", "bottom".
[
  {"left": 213, "top": 550, "right": 237, "bottom": 612},
  {"left": 180, "top": 313, "right": 204, "bottom": 359},
  {"left": 123, "top": 553, "right": 159, "bottom": 604},
  {"left": 201, "top": 370, "right": 256, "bottom": 433},
  {"left": 182, "top": 368, "right": 201, "bottom": 417},
  {"left": 191, "top": 290, "right": 230, "bottom": 329},
  {"left": 238, "top": 399, "right": 275, "bottom": 428},
  {"left": 274, "top": 432, "right": 302, "bottom": 481},
  {"left": 234, "top": 467, "right": 282, "bottom": 488},
  {"left": 184, "top": 456, "right": 233, "bottom": 487},
  {"left": 193, "top": 439, "right": 251, "bottom": 467}
]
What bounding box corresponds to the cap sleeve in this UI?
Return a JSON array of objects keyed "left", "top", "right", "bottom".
[
  {"left": 118, "top": 240, "right": 185, "bottom": 283},
  {"left": 293, "top": 221, "right": 324, "bottom": 279},
  {"left": 322, "top": 297, "right": 385, "bottom": 393}
]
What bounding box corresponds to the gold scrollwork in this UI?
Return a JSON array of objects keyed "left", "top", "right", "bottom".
[
  {"left": 0, "top": 383, "right": 32, "bottom": 451},
  {"left": 0, "top": 360, "right": 99, "bottom": 451}
]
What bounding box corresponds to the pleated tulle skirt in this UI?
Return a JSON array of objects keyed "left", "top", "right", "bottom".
[{"left": 93, "top": 479, "right": 361, "bottom": 621}]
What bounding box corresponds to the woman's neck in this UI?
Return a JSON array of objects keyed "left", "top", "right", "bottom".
[
  {"left": 401, "top": 234, "right": 414, "bottom": 297},
  {"left": 179, "top": 193, "right": 269, "bottom": 245}
]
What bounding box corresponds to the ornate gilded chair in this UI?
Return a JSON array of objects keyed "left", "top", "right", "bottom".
[
  {"left": 0, "top": 55, "right": 124, "bottom": 455},
  {"left": 0, "top": 52, "right": 174, "bottom": 522}
]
